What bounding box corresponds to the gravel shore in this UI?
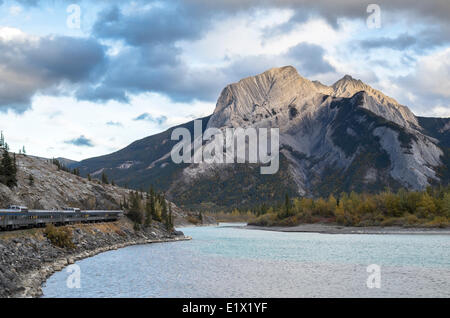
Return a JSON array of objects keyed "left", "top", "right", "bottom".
[{"left": 245, "top": 223, "right": 450, "bottom": 235}]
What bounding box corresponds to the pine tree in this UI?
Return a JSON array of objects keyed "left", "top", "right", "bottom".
[
  {"left": 127, "top": 191, "right": 142, "bottom": 224},
  {"left": 87, "top": 173, "right": 91, "bottom": 181},
  {"left": 0, "top": 150, "right": 17, "bottom": 188},
  {"left": 168, "top": 203, "right": 173, "bottom": 229},
  {"left": 72, "top": 168, "right": 80, "bottom": 176},
  {"left": 101, "top": 171, "right": 109, "bottom": 184},
  {"left": 161, "top": 195, "right": 168, "bottom": 221},
  {"left": 165, "top": 202, "right": 173, "bottom": 230},
  {"left": 150, "top": 190, "right": 158, "bottom": 221},
  {"left": 145, "top": 197, "right": 153, "bottom": 227},
  {"left": 284, "top": 193, "right": 291, "bottom": 218},
  {"left": 28, "top": 174, "right": 34, "bottom": 186}
]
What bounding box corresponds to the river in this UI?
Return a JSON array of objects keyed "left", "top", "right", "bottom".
[{"left": 42, "top": 223, "right": 450, "bottom": 297}]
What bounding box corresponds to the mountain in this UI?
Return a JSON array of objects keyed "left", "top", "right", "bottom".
[
  {"left": 55, "top": 157, "right": 79, "bottom": 168},
  {"left": 73, "top": 66, "right": 450, "bottom": 211}
]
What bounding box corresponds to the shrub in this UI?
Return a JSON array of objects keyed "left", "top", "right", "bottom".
[
  {"left": 187, "top": 216, "right": 201, "bottom": 225},
  {"left": 44, "top": 224, "right": 75, "bottom": 249},
  {"left": 405, "top": 214, "right": 420, "bottom": 226},
  {"left": 425, "top": 216, "right": 449, "bottom": 228}
]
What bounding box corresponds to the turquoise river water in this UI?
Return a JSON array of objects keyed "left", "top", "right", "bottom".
[{"left": 42, "top": 223, "right": 450, "bottom": 297}]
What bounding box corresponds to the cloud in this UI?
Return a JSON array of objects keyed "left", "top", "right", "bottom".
[
  {"left": 133, "top": 113, "right": 167, "bottom": 125},
  {"left": 0, "top": 28, "right": 107, "bottom": 113},
  {"left": 76, "top": 40, "right": 334, "bottom": 105},
  {"left": 76, "top": 40, "right": 233, "bottom": 103},
  {"left": 358, "top": 27, "right": 450, "bottom": 52},
  {"left": 286, "top": 43, "right": 335, "bottom": 75},
  {"left": 92, "top": 4, "right": 208, "bottom": 47},
  {"left": 359, "top": 34, "right": 418, "bottom": 50},
  {"left": 106, "top": 121, "right": 123, "bottom": 127},
  {"left": 390, "top": 48, "right": 450, "bottom": 114},
  {"left": 9, "top": 5, "right": 23, "bottom": 15},
  {"left": 399, "top": 48, "right": 450, "bottom": 99},
  {"left": 64, "top": 135, "right": 94, "bottom": 147}
]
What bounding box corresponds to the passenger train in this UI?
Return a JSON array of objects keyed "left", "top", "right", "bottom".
[{"left": 0, "top": 205, "right": 123, "bottom": 231}]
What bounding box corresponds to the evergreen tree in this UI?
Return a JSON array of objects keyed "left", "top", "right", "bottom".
[
  {"left": 150, "top": 190, "right": 158, "bottom": 221},
  {"left": 165, "top": 202, "right": 173, "bottom": 230},
  {"left": 145, "top": 197, "right": 153, "bottom": 227},
  {"left": 168, "top": 203, "right": 173, "bottom": 229},
  {"left": 127, "top": 191, "right": 142, "bottom": 224},
  {"left": 0, "top": 150, "right": 17, "bottom": 188},
  {"left": 283, "top": 193, "right": 291, "bottom": 218},
  {"left": 28, "top": 174, "right": 34, "bottom": 186},
  {"left": 161, "top": 195, "right": 168, "bottom": 221},
  {"left": 101, "top": 171, "right": 109, "bottom": 184}
]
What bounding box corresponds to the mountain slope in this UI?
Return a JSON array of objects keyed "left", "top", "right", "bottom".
[
  {"left": 74, "top": 66, "right": 449, "bottom": 210},
  {"left": 0, "top": 153, "right": 129, "bottom": 209},
  {"left": 74, "top": 116, "right": 210, "bottom": 190}
]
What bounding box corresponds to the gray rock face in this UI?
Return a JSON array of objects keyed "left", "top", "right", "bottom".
[{"left": 188, "top": 66, "right": 444, "bottom": 192}]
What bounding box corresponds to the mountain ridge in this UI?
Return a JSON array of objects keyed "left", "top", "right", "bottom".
[{"left": 72, "top": 66, "right": 450, "bottom": 211}]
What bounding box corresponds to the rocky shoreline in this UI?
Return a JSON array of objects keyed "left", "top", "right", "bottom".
[{"left": 0, "top": 218, "right": 190, "bottom": 298}]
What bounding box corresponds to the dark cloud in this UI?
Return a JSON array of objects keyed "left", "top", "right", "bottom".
[
  {"left": 75, "top": 44, "right": 223, "bottom": 103},
  {"left": 0, "top": 34, "right": 106, "bottom": 113},
  {"left": 358, "top": 27, "right": 450, "bottom": 52},
  {"left": 359, "top": 34, "right": 417, "bottom": 50},
  {"left": 3, "top": 0, "right": 449, "bottom": 111},
  {"left": 286, "top": 43, "right": 335, "bottom": 75},
  {"left": 92, "top": 4, "right": 208, "bottom": 47},
  {"left": 14, "top": 0, "right": 450, "bottom": 30},
  {"left": 64, "top": 135, "right": 94, "bottom": 147},
  {"left": 133, "top": 113, "right": 167, "bottom": 125},
  {"left": 75, "top": 39, "right": 334, "bottom": 104}
]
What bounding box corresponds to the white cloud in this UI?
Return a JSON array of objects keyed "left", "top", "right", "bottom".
[
  {"left": 410, "top": 48, "right": 450, "bottom": 98},
  {"left": 8, "top": 6, "right": 23, "bottom": 16},
  {"left": 0, "top": 93, "right": 214, "bottom": 161}
]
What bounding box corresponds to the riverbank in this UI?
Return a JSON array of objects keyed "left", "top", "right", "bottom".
[
  {"left": 245, "top": 223, "right": 450, "bottom": 235},
  {"left": 0, "top": 218, "right": 190, "bottom": 298}
]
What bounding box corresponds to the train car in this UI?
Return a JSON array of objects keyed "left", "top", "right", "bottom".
[
  {"left": 0, "top": 208, "right": 123, "bottom": 231},
  {"left": 7, "top": 205, "right": 29, "bottom": 212}
]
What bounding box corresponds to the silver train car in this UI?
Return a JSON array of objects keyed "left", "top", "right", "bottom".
[{"left": 0, "top": 207, "right": 123, "bottom": 231}]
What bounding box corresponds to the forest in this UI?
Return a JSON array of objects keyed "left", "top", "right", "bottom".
[{"left": 235, "top": 186, "right": 450, "bottom": 228}]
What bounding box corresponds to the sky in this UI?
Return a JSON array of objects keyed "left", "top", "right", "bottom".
[{"left": 0, "top": 0, "right": 449, "bottom": 161}]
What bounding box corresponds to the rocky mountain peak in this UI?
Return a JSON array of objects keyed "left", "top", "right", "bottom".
[
  {"left": 208, "top": 66, "right": 321, "bottom": 130},
  {"left": 208, "top": 66, "right": 418, "bottom": 130},
  {"left": 332, "top": 74, "right": 369, "bottom": 97}
]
